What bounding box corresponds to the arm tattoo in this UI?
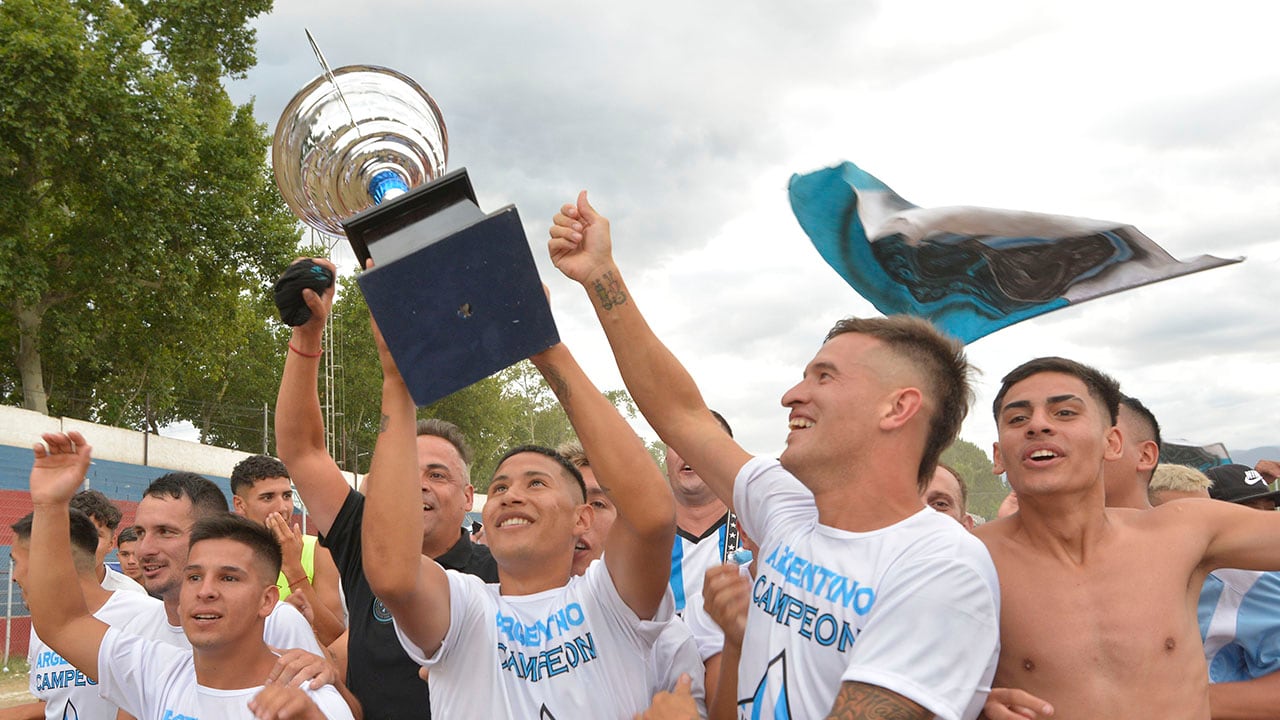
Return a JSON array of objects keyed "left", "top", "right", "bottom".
[
  {"left": 379, "top": 414, "right": 389, "bottom": 433},
  {"left": 591, "top": 271, "right": 627, "bottom": 310},
  {"left": 542, "top": 366, "right": 571, "bottom": 404},
  {"left": 826, "top": 682, "right": 931, "bottom": 720}
]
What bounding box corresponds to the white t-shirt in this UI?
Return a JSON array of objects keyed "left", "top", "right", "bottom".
[
  {"left": 648, "top": 617, "right": 708, "bottom": 718},
  {"left": 132, "top": 600, "right": 324, "bottom": 655},
  {"left": 28, "top": 590, "right": 162, "bottom": 720},
  {"left": 682, "top": 589, "right": 726, "bottom": 662},
  {"left": 101, "top": 565, "right": 148, "bottom": 594},
  {"left": 395, "top": 558, "right": 673, "bottom": 719},
  {"left": 95, "top": 627, "right": 353, "bottom": 719},
  {"left": 733, "top": 457, "right": 1000, "bottom": 720}
]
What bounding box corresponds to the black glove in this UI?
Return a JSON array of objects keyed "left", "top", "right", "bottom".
[{"left": 273, "top": 259, "right": 335, "bottom": 326}]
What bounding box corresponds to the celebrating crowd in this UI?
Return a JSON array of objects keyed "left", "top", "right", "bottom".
[{"left": 10, "top": 194, "right": 1280, "bottom": 720}]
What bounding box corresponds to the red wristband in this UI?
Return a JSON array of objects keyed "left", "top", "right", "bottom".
[{"left": 288, "top": 343, "right": 323, "bottom": 358}]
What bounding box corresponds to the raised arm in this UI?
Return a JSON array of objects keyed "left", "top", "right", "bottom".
[
  {"left": 530, "top": 341, "right": 675, "bottom": 618},
  {"left": 274, "top": 258, "right": 351, "bottom": 536},
  {"left": 1195, "top": 499, "right": 1280, "bottom": 573},
  {"left": 358, "top": 314, "right": 452, "bottom": 657},
  {"left": 26, "top": 432, "right": 109, "bottom": 680},
  {"left": 548, "top": 192, "right": 750, "bottom": 508}
]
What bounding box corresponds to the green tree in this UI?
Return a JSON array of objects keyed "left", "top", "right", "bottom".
[
  {"left": 0, "top": 0, "right": 297, "bottom": 433},
  {"left": 941, "top": 438, "right": 1004, "bottom": 521}
]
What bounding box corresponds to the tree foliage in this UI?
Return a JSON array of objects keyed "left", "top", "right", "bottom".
[
  {"left": 0, "top": 0, "right": 298, "bottom": 433},
  {"left": 941, "top": 438, "right": 1004, "bottom": 521}
]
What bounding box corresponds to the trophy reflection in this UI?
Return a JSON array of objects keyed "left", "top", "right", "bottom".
[{"left": 273, "top": 61, "right": 559, "bottom": 407}]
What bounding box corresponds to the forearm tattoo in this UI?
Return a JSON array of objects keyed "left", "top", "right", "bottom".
[
  {"left": 592, "top": 271, "right": 627, "bottom": 310},
  {"left": 826, "top": 682, "right": 930, "bottom": 720}
]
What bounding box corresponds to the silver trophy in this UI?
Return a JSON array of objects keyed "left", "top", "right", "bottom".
[{"left": 272, "top": 34, "right": 559, "bottom": 407}]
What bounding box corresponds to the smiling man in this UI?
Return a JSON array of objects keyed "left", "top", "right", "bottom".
[
  {"left": 24, "top": 432, "right": 352, "bottom": 720},
  {"left": 129, "top": 471, "right": 323, "bottom": 658},
  {"left": 976, "top": 357, "right": 1280, "bottom": 720},
  {"left": 547, "top": 191, "right": 999, "bottom": 719},
  {"left": 361, "top": 320, "right": 676, "bottom": 716}
]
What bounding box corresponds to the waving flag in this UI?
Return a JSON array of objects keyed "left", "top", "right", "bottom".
[{"left": 788, "top": 162, "right": 1243, "bottom": 343}]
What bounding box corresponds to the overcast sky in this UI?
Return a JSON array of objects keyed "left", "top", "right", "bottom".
[{"left": 220, "top": 0, "right": 1280, "bottom": 464}]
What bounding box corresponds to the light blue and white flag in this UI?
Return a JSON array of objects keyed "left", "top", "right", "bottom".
[{"left": 788, "top": 161, "right": 1243, "bottom": 343}]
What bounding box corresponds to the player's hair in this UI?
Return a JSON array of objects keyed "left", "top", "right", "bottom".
[
  {"left": 494, "top": 445, "right": 587, "bottom": 502},
  {"left": 826, "top": 315, "right": 973, "bottom": 487},
  {"left": 11, "top": 509, "right": 102, "bottom": 574},
  {"left": 556, "top": 440, "right": 589, "bottom": 469},
  {"left": 143, "top": 472, "right": 229, "bottom": 519},
  {"left": 70, "top": 489, "right": 123, "bottom": 531},
  {"left": 993, "top": 357, "right": 1122, "bottom": 425},
  {"left": 1149, "top": 463, "right": 1213, "bottom": 497},
  {"left": 1120, "top": 396, "right": 1162, "bottom": 483},
  {"left": 418, "top": 418, "right": 473, "bottom": 482},
  {"left": 117, "top": 526, "right": 139, "bottom": 545},
  {"left": 230, "top": 455, "right": 290, "bottom": 496},
  {"left": 188, "top": 513, "right": 283, "bottom": 583}
]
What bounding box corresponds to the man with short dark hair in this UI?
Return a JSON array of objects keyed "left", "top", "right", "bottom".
[
  {"left": 275, "top": 258, "right": 498, "bottom": 720},
  {"left": 116, "top": 525, "right": 144, "bottom": 584},
  {"left": 130, "top": 471, "right": 322, "bottom": 656},
  {"left": 362, "top": 321, "right": 677, "bottom": 717},
  {"left": 11, "top": 507, "right": 161, "bottom": 720},
  {"left": 230, "top": 453, "right": 345, "bottom": 643},
  {"left": 23, "top": 432, "right": 352, "bottom": 720},
  {"left": 70, "top": 489, "right": 147, "bottom": 595},
  {"left": 977, "top": 357, "right": 1280, "bottom": 719},
  {"left": 1100, "top": 395, "right": 1162, "bottom": 510},
  {"left": 549, "top": 192, "right": 999, "bottom": 718}
]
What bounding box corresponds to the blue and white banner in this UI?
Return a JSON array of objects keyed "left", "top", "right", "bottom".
[{"left": 788, "top": 162, "right": 1243, "bottom": 343}]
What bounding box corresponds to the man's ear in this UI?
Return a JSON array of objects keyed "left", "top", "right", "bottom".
[
  {"left": 1103, "top": 424, "right": 1124, "bottom": 462},
  {"left": 573, "top": 503, "right": 594, "bottom": 540},
  {"left": 462, "top": 483, "right": 475, "bottom": 512},
  {"left": 260, "top": 580, "right": 280, "bottom": 619},
  {"left": 880, "top": 387, "right": 924, "bottom": 431},
  {"left": 232, "top": 495, "right": 247, "bottom": 516},
  {"left": 992, "top": 442, "right": 1005, "bottom": 475},
  {"left": 1138, "top": 440, "right": 1160, "bottom": 474}
]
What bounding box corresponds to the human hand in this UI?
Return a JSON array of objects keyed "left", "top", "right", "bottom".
[
  {"left": 1256, "top": 460, "right": 1280, "bottom": 483},
  {"left": 548, "top": 191, "right": 614, "bottom": 285},
  {"left": 981, "top": 687, "right": 1053, "bottom": 719},
  {"left": 29, "top": 432, "right": 92, "bottom": 507},
  {"left": 703, "top": 563, "right": 751, "bottom": 647},
  {"left": 290, "top": 257, "right": 337, "bottom": 341},
  {"left": 266, "top": 648, "right": 338, "bottom": 690},
  {"left": 286, "top": 591, "right": 316, "bottom": 626},
  {"left": 633, "top": 674, "right": 698, "bottom": 720},
  {"left": 249, "top": 683, "right": 325, "bottom": 720},
  {"left": 996, "top": 491, "right": 1019, "bottom": 519},
  {"left": 266, "top": 513, "right": 306, "bottom": 576}
]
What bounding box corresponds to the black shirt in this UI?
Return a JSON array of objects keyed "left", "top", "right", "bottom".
[{"left": 320, "top": 488, "right": 498, "bottom": 720}]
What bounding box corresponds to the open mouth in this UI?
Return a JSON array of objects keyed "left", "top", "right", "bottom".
[
  {"left": 498, "top": 517, "right": 532, "bottom": 528},
  {"left": 788, "top": 418, "right": 814, "bottom": 430}
]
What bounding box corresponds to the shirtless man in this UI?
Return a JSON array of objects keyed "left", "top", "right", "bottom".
[
  {"left": 976, "top": 357, "right": 1280, "bottom": 719},
  {"left": 550, "top": 192, "right": 999, "bottom": 718}
]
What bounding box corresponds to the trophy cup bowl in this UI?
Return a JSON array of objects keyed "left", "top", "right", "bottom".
[{"left": 272, "top": 65, "right": 448, "bottom": 237}]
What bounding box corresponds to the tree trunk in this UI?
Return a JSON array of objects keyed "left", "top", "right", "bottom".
[{"left": 15, "top": 300, "right": 49, "bottom": 415}]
